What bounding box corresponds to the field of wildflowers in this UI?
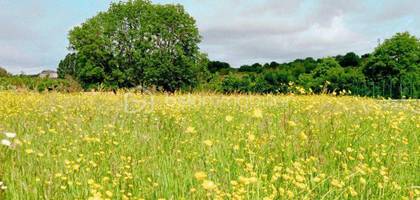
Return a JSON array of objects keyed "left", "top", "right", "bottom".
[{"left": 0, "top": 91, "right": 419, "bottom": 199}]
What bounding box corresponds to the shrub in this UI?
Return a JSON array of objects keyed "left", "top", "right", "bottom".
[{"left": 0, "top": 76, "right": 82, "bottom": 92}]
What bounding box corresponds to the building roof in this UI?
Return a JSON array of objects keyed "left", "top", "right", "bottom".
[{"left": 39, "top": 70, "right": 57, "bottom": 74}]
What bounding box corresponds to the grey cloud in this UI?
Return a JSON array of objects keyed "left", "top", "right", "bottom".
[
  {"left": 202, "top": 33, "right": 364, "bottom": 67},
  {"left": 195, "top": 0, "right": 419, "bottom": 67},
  {"left": 373, "top": 0, "right": 420, "bottom": 22},
  {"left": 240, "top": 0, "right": 304, "bottom": 16},
  {"left": 202, "top": 21, "right": 308, "bottom": 44},
  {"left": 0, "top": 0, "right": 112, "bottom": 74},
  {"left": 0, "top": 23, "right": 35, "bottom": 41},
  {"left": 197, "top": 0, "right": 367, "bottom": 66}
]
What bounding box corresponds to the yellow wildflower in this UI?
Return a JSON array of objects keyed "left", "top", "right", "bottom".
[
  {"left": 225, "top": 115, "right": 233, "bottom": 122},
  {"left": 331, "top": 179, "right": 344, "bottom": 188},
  {"left": 202, "top": 180, "right": 217, "bottom": 191},
  {"left": 298, "top": 132, "right": 308, "bottom": 141},
  {"left": 253, "top": 109, "right": 263, "bottom": 118},
  {"left": 25, "top": 149, "right": 34, "bottom": 154},
  {"left": 203, "top": 140, "right": 213, "bottom": 147},
  {"left": 194, "top": 171, "right": 207, "bottom": 181},
  {"left": 185, "top": 127, "right": 196, "bottom": 134},
  {"left": 105, "top": 191, "right": 113, "bottom": 197}
]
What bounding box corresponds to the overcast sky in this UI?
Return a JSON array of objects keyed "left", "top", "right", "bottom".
[{"left": 0, "top": 0, "right": 419, "bottom": 74}]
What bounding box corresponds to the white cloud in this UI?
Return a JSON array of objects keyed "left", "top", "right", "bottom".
[{"left": 197, "top": 0, "right": 368, "bottom": 66}]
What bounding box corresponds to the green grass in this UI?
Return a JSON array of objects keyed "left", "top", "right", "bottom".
[{"left": 0, "top": 92, "right": 419, "bottom": 199}]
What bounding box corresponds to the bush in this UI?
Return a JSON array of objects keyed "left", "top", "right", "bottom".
[
  {"left": 239, "top": 63, "right": 263, "bottom": 73},
  {"left": 0, "top": 76, "right": 82, "bottom": 92},
  {"left": 221, "top": 74, "right": 252, "bottom": 93}
]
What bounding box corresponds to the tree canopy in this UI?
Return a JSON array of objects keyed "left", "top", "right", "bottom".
[
  {"left": 364, "top": 32, "right": 419, "bottom": 81},
  {"left": 363, "top": 32, "right": 420, "bottom": 97},
  {"left": 207, "top": 61, "right": 231, "bottom": 73},
  {"left": 337, "top": 52, "right": 361, "bottom": 67},
  {"left": 209, "top": 32, "right": 419, "bottom": 98},
  {"left": 59, "top": 0, "right": 207, "bottom": 91},
  {"left": 58, "top": 53, "right": 77, "bottom": 79}
]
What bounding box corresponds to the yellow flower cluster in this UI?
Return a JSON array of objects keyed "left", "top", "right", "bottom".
[{"left": 0, "top": 91, "right": 418, "bottom": 199}]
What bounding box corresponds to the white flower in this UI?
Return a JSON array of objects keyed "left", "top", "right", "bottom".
[
  {"left": 1, "top": 139, "right": 11, "bottom": 147},
  {"left": 4, "top": 132, "right": 16, "bottom": 138},
  {"left": 0, "top": 181, "right": 3, "bottom": 185},
  {"left": 1, "top": 185, "right": 6, "bottom": 190}
]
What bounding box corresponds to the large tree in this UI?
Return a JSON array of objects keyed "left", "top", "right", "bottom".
[
  {"left": 207, "top": 61, "right": 231, "bottom": 73},
  {"left": 298, "top": 58, "right": 365, "bottom": 93},
  {"left": 60, "top": 0, "right": 207, "bottom": 91},
  {"left": 363, "top": 32, "right": 420, "bottom": 97},
  {"left": 57, "top": 53, "right": 77, "bottom": 79},
  {"left": 337, "top": 52, "right": 361, "bottom": 68}
]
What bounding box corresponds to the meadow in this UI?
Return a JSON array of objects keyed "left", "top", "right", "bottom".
[{"left": 0, "top": 92, "right": 419, "bottom": 200}]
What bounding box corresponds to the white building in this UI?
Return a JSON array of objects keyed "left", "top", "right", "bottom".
[{"left": 39, "top": 70, "right": 58, "bottom": 79}]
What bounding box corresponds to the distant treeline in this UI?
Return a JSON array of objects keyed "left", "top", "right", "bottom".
[
  {"left": 0, "top": 75, "right": 81, "bottom": 92},
  {"left": 202, "top": 32, "right": 419, "bottom": 99}
]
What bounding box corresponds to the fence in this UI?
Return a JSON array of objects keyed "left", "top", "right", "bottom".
[{"left": 349, "top": 78, "right": 419, "bottom": 99}]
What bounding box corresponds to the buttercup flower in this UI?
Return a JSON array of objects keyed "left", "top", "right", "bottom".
[
  {"left": 202, "top": 180, "right": 217, "bottom": 191},
  {"left": 203, "top": 140, "right": 213, "bottom": 147},
  {"left": 253, "top": 109, "right": 263, "bottom": 118},
  {"left": 194, "top": 171, "right": 207, "bottom": 181},
  {"left": 185, "top": 127, "right": 196, "bottom": 134},
  {"left": 225, "top": 115, "right": 233, "bottom": 122}
]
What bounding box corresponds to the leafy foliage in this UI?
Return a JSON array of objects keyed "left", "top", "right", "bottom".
[
  {"left": 57, "top": 53, "right": 77, "bottom": 79},
  {"left": 209, "top": 32, "right": 419, "bottom": 98},
  {"left": 207, "top": 61, "right": 233, "bottom": 74},
  {"left": 336, "top": 52, "right": 361, "bottom": 67},
  {"left": 59, "top": 0, "right": 207, "bottom": 92},
  {"left": 0, "top": 76, "right": 82, "bottom": 92},
  {"left": 363, "top": 32, "right": 420, "bottom": 98},
  {"left": 239, "top": 63, "right": 263, "bottom": 73},
  {"left": 57, "top": 6, "right": 418, "bottom": 100}
]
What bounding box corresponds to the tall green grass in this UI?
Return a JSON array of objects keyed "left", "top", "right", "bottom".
[{"left": 0, "top": 92, "right": 419, "bottom": 199}]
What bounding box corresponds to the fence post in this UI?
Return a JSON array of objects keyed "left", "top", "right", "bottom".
[
  {"left": 364, "top": 81, "right": 368, "bottom": 97},
  {"left": 389, "top": 79, "right": 392, "bottom": 98},
  {"left": 372, "top": 82, "right": 375, "bottom": 97},
  {"left": 356, "top": 81, "right": 359, "bottom": 96},
  {"left": 382, "top": 80, "right": 384, "bottom": 97},
  {"left": 400, "top": 78, "right": 403, "bottom": 99}
]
